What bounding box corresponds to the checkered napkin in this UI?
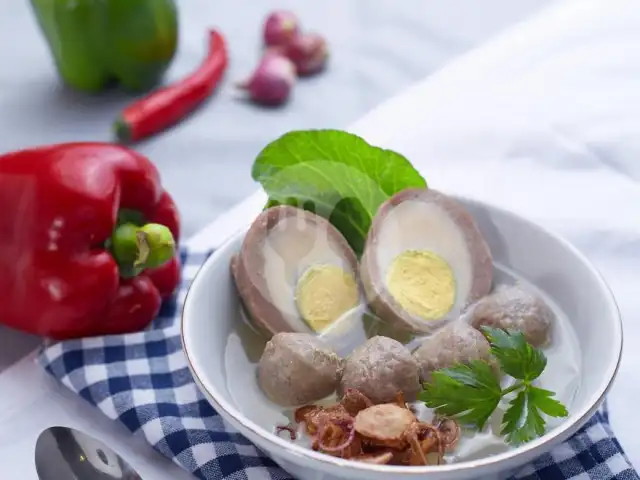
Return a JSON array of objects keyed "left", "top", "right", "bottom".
[{"left": 37, "top": 242, "right": 639, "bottom": 479}]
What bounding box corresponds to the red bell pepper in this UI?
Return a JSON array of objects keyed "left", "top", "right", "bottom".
[{"left": 0, "top": 142, "right": 181, "bottom": 340}]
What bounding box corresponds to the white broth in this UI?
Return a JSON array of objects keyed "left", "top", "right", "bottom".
[{"left": 224, "top": 262, "right": 582, "bottom": 463}]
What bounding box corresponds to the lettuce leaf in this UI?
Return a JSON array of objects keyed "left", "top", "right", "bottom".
[{"left": 252, "top": 129, "right": 426, "bottom": 254}]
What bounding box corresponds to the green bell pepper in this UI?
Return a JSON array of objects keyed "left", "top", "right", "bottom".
[{"left": 30, "top": 0, "right": 179, "bottom": 93}]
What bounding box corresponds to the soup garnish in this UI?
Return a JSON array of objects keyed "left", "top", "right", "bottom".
[
  {"left": 419, "top": 327, "right": 568, "bottom": 446},
  {"left": 288, "top": 390, "right": 459, "bottom": 465}
]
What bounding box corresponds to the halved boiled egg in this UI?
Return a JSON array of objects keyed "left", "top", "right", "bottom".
[
  {"left": 231, "top": 205, "right": 361, "bottom": 337},
  {"left": 360, "top": 188, "right": 493, "bottom": 334}
]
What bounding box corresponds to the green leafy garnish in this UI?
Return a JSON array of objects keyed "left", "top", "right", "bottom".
[
  {"left": 501, "top": 386, "right": 568, "bottom": 445},
  {"left": 252, "top": 129, "right": 427, "bottom": 255},
  {"left": 484, "top": 326, "right": 546, "bottom": 382},
  {"left": 418, "top": 327, "right": 568, "bottom": 446},
  {"left": 425, "top": 361, "right": 503, "bottom": 430}
]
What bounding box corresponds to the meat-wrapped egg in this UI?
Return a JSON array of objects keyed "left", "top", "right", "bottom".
[
  {"left": 360, "top": 188, "right": 493, "bottom": 334},
  {"left": 231, "top": 205, "right": 361, "bottom": 336},
  {"left": 257, "top": 332, "right": 342, "bottom": 406}
]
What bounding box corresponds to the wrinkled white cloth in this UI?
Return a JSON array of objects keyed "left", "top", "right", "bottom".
[{"left": 192, "top": 0, "right": 640, "bottom": 468}]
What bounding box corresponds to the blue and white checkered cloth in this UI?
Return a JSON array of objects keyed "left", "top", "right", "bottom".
[{"left": 38, "top": 241, "right": 640, "bottom": 480}]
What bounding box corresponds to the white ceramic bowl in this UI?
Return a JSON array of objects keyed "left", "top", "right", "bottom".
[{"left": 182, "top": 196, "right": 623, "bottom": 480}]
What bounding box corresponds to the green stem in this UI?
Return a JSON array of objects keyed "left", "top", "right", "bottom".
[
  {"left": 110, "top": 222, "right": 176, "bottom": 278},
  {"left": 114, "top": 118, "right": 132, "bottom": 144},
  {"left": 134, "top": 231, "right": 151, "bottom": 267},
  {"left": 501, "top": 381, "right": 526, "bottom": 397}
]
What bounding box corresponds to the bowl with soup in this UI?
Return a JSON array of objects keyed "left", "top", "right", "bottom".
[{"left": 182, "top": 130, "right": 622, "bottom": 480}]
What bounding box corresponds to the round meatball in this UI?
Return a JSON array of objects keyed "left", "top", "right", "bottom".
[
  {"left": 468, "top": 285, "right": 554, "bottom": 347},
  {"left": 413, "top": 322, "right": 494, "bottom": 383},
  {"left": 339, "top": 336, "right": 420, "bottom": 404},
  {"left": 257, "top": 332, "right": 341, "bottom": 406}
]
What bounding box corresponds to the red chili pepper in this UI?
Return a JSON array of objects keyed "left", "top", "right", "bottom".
[
  {"left": 0, "top": 142, "right": 182, "bottom": 339},
  {"left": 114, "top": 29, "right": 229, "bottom": 143}
]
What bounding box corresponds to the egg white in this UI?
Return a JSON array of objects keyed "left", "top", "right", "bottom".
[
  {"left": 260, "top": 215, "right": 360, "bottom": 333},
  {"left": 373, "top": 199, "right": 474, "bottom": 325}
]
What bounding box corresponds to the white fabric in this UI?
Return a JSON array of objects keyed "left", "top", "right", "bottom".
[{"left": 192, "top": 0, "right": 640, "bottom": 468}]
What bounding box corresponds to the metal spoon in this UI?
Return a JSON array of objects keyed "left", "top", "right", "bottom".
[{"left": 35, "top": 426, "right": 142, "bottom": 479}]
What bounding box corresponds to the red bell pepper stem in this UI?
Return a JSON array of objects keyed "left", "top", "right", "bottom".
[{"left": 114, "top": 29, "right": 229, "bottom": 143}]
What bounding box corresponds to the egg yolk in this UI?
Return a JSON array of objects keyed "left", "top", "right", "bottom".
[
  {"left": 295, "top": 264, "right": 359, "bottom": 332},
  {"left": 386, "top": 250, "right": 455, "bottom": 320}
]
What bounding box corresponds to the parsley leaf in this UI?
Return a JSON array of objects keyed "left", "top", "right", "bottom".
[
  {"left": 501, "top": 388, "right": 545, "bottom": 445},
  {"left": 252, "top": 129, "right": 427, "bottom": 255},
  {"left": 501, "top": 386, "right": 567, "bottom": 445},
  {"left": 419, "top": 327, "right": 569, "bottom": 446},
  {"left": 419, "top": 361, "right": 502, "bottom": 430},
  {"left": 528, "top": 386, "right": 569, "bottom": 418},
  {"left": 482, "top": 327, "right": 546, "bottom": 381}
]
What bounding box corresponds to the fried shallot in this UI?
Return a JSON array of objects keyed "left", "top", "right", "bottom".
[
  {"left": 275, "top": 425, "right": 297, "bottom": 440},
  {"left": 436, "top": 417, "right": 461, "bottom": 452},
  {"left": 342, "top": 388, "right": 373, "bottom": 416},
  {"left": 278, "top": 389, "right": 459, "bottom": 466},
  {"left": 315, "top": 417, "right": 361, "bottom": 458}
]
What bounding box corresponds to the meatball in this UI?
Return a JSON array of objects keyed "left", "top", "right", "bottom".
[
  {"left": 257, "top": 332, "right": 342, "bottom": 406},
  {"left": 339, "top": 336, "right": 420, "bottom": 404},
  {"left": 412, "top": 322, "right": 495, "bottom": 383},
  {"left": 468, "top": 285, "right": 554, "bottom": 347}
]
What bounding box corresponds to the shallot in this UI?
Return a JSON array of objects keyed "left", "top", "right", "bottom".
[
  {"left": 236, "top": 52, "right": 296, "bottom": 106},
  {"left": 263, "top": 11, "right": 300, "bottom": 48},
  {"left": 284, "top": 33, "right": 329, "bottom": 76}
]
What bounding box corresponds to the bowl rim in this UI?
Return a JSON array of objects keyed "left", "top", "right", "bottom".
[{"left": 181, "top": 194, "right": 623, "bottom": 475}]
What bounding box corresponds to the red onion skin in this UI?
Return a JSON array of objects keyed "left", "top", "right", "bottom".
[
  {"left": 263, "top": 11, "right": 300, "bottom": 48},
  {"left": 275, "top": 425, "right": 297, "bottom": 440},
  {"left": 317, "top": 419, "right": 356, "bottom": 453},
  {"left": 237, "top": 52, "right": 296, "bottom": 106},
  {"left": 284, "top": 33, "right": 329, "bottom": 76}
]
